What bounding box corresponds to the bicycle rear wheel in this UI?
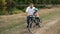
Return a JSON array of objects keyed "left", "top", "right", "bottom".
[{"left": 35, "top": 17, "right": 42, "bottom": 28}]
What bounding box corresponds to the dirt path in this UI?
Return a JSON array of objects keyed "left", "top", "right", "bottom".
[
  {"left": 44, "top": 20, "right": 60, "bottom": 34},
  {"left": 34, "top": 18, "right": 60, "bottom": 34},
  {"left": 19, "top": 16, "right": 60, "bottom": 34},
  {"left": 0, "top": 7, "right": 60, "bottom": 34}
]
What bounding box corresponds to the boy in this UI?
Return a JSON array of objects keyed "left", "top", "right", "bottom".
[{"left": 33, "top": 8, "right": 41, "bottom": 27}]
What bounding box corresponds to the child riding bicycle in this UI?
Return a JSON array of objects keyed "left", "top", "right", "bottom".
[{"left": 33, "top": 8, "right": 41, "bottom": 27}]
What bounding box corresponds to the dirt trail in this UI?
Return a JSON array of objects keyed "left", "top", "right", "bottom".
[
  {"left": 44, "top": 20, "right": 60, "bottom": 34},
  {"left": 34, "top": 18, "right": 60, "bottom": 34},
  {"left": 0, "top": 7, "right": 60, "bottom": 34}
]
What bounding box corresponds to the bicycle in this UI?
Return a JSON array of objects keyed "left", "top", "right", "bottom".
[{"left": 27, "top": 15, "right": 42, "bottom": 34}]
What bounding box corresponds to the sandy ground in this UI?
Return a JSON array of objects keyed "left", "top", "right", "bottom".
[
  {"left": 0, "top": 7, "right": 60, "bottom": 34},
  {"left": 19, "top": 16, "right": 60, "bottom": 34},
  {"left": 44, "top": 20, "right": 60, "bottom": 34},
  {"left": 34, "top": 17, "right": 60, "bottom": 34}
]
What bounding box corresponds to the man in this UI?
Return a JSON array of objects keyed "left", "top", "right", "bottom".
[{"left": 26, "top": 3, "right": 40, "bottom": 28}]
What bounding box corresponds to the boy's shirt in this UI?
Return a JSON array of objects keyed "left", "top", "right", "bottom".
[{"left": 33, "top": 8, "right": 39, "bottom": 17}]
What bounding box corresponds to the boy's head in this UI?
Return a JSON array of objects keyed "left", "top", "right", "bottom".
[
  {"left": 34, "top": 8, "right": 38, "bottom": 12},
  {"left": 29, "top": 3, "right": 34, "bottom": 8}
]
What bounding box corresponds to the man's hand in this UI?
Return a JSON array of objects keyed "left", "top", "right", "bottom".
[{"left": 26, "top": 12, "right": 28, "bottom": 16}]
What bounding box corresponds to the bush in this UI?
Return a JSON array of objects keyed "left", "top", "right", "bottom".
[
  {"left": 22, "top": 8, "right": 26, "bottom": 12},
  {"left": 12, "top": 8, "right": 22, "bottom": 14},
  {"left": 0, "top": 11, "right": 2, "bottom": 15}
]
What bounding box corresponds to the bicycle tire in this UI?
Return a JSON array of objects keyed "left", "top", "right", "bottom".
[{"left": 28, "top": 17, "right": 35, "bottom": 34}]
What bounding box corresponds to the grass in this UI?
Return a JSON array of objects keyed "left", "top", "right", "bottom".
[
  {"left": 44, "top": 20, "right": 60, "bottom": 34},
  {"left": 0, "top": 8, "right": 60, "bottom": 34},
  {"left": 41, "top": 11, "right": 60, "bottom": 20}
]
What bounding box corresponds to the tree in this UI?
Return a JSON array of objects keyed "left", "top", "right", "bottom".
[{"left": 1, "top": 0, "right": 7, "bottom": 15}]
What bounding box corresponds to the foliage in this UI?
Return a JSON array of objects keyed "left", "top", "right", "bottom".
[{"left": 0, "top": 0, "right": 60, "bottom": 15}]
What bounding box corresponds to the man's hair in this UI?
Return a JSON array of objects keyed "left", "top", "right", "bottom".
[{"left": 29, "top": 3, "right": 34, "bottom": 5}]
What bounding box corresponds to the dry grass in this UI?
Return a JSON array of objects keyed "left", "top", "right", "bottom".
[
  {"left": 44, "top": 20, "right": 60, "bottom": 34},
  {"left": 0, "top": 7, "right": 60, "bottom": 34}
]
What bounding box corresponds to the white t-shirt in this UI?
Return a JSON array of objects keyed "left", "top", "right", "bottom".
[{"left": 26, "top": 6, "right": 35, "bottom": 16}]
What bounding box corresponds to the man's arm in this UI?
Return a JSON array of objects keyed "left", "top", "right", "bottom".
[
  {"left": 26, "top": 12, "right": 28, "bottom": 16},
  {"left": 26, "top": 7, "right": 28, "bottom": 16}
]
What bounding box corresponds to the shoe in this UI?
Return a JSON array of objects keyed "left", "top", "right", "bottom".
[{"left": 27, "top": 26, "right": 28, "bottom": 28}]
